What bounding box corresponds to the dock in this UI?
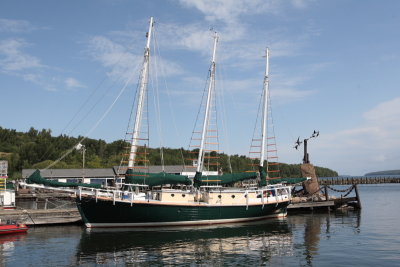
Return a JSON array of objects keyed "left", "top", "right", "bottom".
[
  {"left": 288, "top": 184, "right": 362, "bottom": 212},
  {"left": 320, "top": 176, "right": 400, "bottom": 185},
  {"left": 0, "top": 208, "right": 81, "bottom": 225}
]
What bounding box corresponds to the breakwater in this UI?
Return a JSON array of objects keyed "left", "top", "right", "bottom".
[{"left": 319, "top": 176, "right": 400, "bottom": 185}]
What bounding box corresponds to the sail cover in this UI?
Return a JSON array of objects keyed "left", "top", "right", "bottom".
[
  {"left": 125, "top": 169, "right": 192, "bottom": 187},
  {"left": 27, "top": 169, "right": 101, "bottom": 189},
  {"left": 193, "top": 171, "right": 259, "bottom": 187}
]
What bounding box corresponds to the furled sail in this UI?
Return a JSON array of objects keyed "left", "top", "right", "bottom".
[
  {"left": 193, "top": 171, "right": 259, "bottom": 187},
  {"left": 125, "top": 169, "right": 192, "bottom": 187},
  {"left": 27, "top": 169, "right": 101, "bottom": 189}
]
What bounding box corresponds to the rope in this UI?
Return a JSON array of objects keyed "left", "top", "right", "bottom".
[
  {"left": 153, "top": 28, "right": 186, "bottom": 169},
  {"left": 43, "top": 67, "right": 137, "bottom": 171}
]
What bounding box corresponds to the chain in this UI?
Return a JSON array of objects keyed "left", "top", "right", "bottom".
[
  {"left": 326, "top": 184, "right": 354, "bottom": 193},
  {"left": 342, "top": 185, "right": 355, "bottom": 197}
]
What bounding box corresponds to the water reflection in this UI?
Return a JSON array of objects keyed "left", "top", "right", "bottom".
[
  {"left": 0, "top": 233, "right": 28, "bottom": 266},
  {"left": 76, "top": 219, "right": 293, "bottom": 266},
  {"left": 288, "top": 209, "right": 361, "bottom": 266},
  {"left": 76, "top": 210, "right": 362, "bottom": 266}
]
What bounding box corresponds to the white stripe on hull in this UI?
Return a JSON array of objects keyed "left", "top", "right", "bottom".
[{"left": 85, "top": 211, "right": 287, "bottom": 228}]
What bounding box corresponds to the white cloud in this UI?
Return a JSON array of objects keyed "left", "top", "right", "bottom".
[
  {"left": 87, "top": 32, "right": 184, "bottom": 83},
  {"left": 309, "top": 97, "right": 400, "bottom": 175},
  {"left": 65, "top": 77, "right": 86, "bottom": 89},
  {"left": 291, "top": 0, "right": 314, "bottom": 9},
  {"left": 0, "top": 18, "right": 36, "bottom": 33},
  {"left": 178, "top": 0, "right": 281, "bottom": 24},
  {"left": 0, "top": 38, "right": 42, "bottom": 72},
  {"left": 363, "top": 97, "right": 400, "bottom": 126}
]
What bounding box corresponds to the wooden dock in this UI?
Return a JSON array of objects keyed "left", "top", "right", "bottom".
[
  {"left": 288, "top": 197, "right": 359, "bottom": 211},
  {"left": 0, "top": 208, "right": 81, "bottom": 225},
  {"left": 288, "top": 184, "right": 362, "bottom": 212}
]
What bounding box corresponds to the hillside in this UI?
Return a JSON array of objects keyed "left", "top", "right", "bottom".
[{"left": 0, "top": 126, "right": 338, "bottom": 179}]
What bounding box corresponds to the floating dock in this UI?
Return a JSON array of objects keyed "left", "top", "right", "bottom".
[
  {"left": 288, "top": 184, "right": 362, "bottom": 211},
  {"left": 0, "top": 208, "right": 80, "bottom": 225}
]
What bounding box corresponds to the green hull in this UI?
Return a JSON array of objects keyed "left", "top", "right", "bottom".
[{"left": 76, "top": 198, "right": 289, "bottom": 228}]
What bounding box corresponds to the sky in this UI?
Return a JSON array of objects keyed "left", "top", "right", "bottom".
[{"left": 1, "top": 0, "right": 400, "bottom": 176}]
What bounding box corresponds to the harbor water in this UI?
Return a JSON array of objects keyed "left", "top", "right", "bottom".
[{"left": 1, "top": 184, "right": 399, "bottom": 266}]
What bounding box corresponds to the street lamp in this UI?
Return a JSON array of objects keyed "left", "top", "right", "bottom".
[{"left": 75, "top": 143, "right": 86, "bottom": 180}]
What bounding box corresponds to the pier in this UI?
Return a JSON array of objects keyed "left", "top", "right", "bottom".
[
  {"left": 0, "top": 208, "right": 80, "bottom": 225},
  {"left": 288, "top": 184, "right": 362, "bottom": 211},
  {"left": 319, "top": 176, "right": 400, "bottom": 185}
]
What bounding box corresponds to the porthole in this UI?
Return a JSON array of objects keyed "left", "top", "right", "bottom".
[
  {"left": 244, "top": 194, "right": 248, "bottom": 198},
  {"left": 182, "top": 194, "right": 186, "bottom": 197},
  {"left": 171, "top": 194, "right": 175, "bottom": 197},
  {"left": 218, "top": 195, "right": 222, "bottom": 198},
  {"left": 231, "top": 195, "right": 236, "bottom": 199}
]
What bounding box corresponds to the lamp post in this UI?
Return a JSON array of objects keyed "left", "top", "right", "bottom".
[{"left": 75, "top": 143, "right": 86, "bottom": 181}]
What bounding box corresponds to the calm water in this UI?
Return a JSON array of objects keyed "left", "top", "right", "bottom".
[{"left": 1, "top": 184, "right": 399, "bottom": 266}]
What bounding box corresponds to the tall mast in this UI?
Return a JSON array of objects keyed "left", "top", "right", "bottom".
[
  {"left": 197, "top": 32, "right": 218, "bottom": 173},
  {"left": 259, "top": 48, "right": 270, "bottom": 168},
  {"left": 128, "top": 17, "right": 154, "bottom": 169}
]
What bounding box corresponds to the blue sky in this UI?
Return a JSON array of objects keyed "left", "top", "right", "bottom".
[{"left": 1, "top": 0, "right": 400, "bottom": 175}]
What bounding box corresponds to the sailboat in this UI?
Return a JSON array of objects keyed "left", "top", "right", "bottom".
[
  {"left": 71, "top": 17, "right": 295, "bottom": 228},
  {"left": 23, "top": 17, "right": 300, "bottom": 227}
]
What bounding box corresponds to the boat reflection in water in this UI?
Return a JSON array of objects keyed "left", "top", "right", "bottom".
[
  {"left": 0, "top": 233, "right": 27, "bottom": 266},
  {"left": 76, "top": 218, "right": 293, "bottom": 266}
]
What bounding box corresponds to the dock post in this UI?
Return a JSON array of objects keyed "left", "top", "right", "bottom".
[
  {"left": 354, "top": 184, "right": 362, "bottom": 209},
  {"left": 324, "top": 185, "right": 329, "bottom": 201}
]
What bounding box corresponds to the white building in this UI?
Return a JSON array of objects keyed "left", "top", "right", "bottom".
[{"left": 0, "top": 160, "right": 15, "bottom": 209}]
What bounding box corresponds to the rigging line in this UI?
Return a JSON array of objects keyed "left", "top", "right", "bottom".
[
  {"left": 267, "top": 86, "right": 279, "bottom": 163},
  {"left": 118, "top": 70, "right": 144, "bottom": 176},
  {"left": 38, "top": 75, "right": 110, "bottom": 162},
  {"left": 249, "top": 86, "right": 264, "bottom": 169},
  {"left": 216, "top": 62, "right": 233, "bottom": 173},
  {"left": 210, "top": 72, "right": 220, "bottom": 171},
  {"left": 152, "top": 29, "right": 165, "bottom": 170},
  {"left": 43, "top": 67, "right": 137, "bottom": 171},
  {"left": 187, "top": 66, "right": 211, "bottom": 154},
  {"left": 67, "top": 49, "right": 141, "bottom": 138},
  {"left": 117, "top": 70, "right": 142, "bottom": 175},
  {"left": 38, "top": 51, "right": 134, "bottom": 162},
  {"left": 153, "top": 26, "right": 186, "bottom": 170}
]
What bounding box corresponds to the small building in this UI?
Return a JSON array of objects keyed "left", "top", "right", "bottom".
[
  {"left": 0, "top": 160, "right": 15, "bottom": 209},
  {"left": 0, "top": 160, "right": 7, "bottom": 177}
]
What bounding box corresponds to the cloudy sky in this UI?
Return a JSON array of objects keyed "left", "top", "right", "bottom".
[{"left": 1, "top": 0, "right": 399, "bottom": 175}]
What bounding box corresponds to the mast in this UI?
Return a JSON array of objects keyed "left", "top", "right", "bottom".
[
  {"left": 259, "top": 48, "right": 270, "bottom": 168},
  {"left": 128, "top": 17, "right": 154, "bottom": 169},
  {"left": 196, "top": 32, "right": 218, "bottom": 173}
]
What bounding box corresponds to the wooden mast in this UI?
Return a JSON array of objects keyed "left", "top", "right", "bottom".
[
  {"left": 196, "top": 32, "right": 219, "bottom": 173},
  {"left": 128, "top": 17, "right": 154, "bottom": 169},
  {"left": 260, "top": 48, "right": 270, "bottom": 170}
]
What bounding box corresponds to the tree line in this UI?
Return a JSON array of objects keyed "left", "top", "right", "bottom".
[{"left": 0, "top": 127, "right": 338, "bottom": 179}]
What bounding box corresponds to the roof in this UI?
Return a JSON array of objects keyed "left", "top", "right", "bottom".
[
  {"left": 22, "top": 165, "right": 194, "bottom": 179},
  {"left": 22, "top": 168, "right": 116, "bottom": 179},
  {"left": 113, "top": 165, "right": 188, "bottom": 175}
]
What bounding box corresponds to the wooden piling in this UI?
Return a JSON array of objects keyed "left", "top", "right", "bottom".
[
  {"left": 354, "top": 184, "right": 362, "bottom": 209},
  {"left": 324, "top": 185, "right": 329, "bottom": 201}
]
